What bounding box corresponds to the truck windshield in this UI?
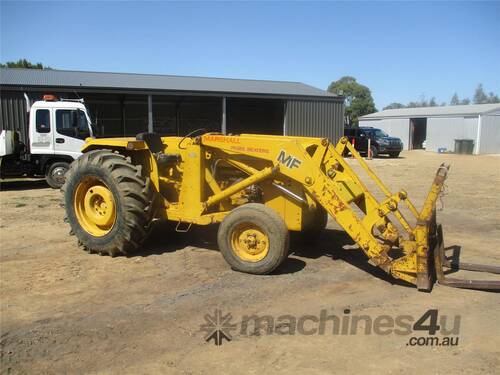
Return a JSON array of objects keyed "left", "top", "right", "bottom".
[
  {"left": 374, "top": 129, "right": 389, "bottom": 137},
  {"left": 83, "top": 105, "right": 98, "bottom": 137}
]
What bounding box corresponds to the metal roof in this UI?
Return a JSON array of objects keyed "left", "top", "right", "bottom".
[
  {"left": 0, "top": 68, "right": 337, "bottom": 99},
  {"left": 360, "top": 103, "right": 500, "bottom": 120}
]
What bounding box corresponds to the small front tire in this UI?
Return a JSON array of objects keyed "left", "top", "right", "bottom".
[{"left": 217, "top": 203, "right": 289, "bottom": 275}]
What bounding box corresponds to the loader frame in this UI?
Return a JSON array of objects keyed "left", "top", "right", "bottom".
[{"left": 81, "top": 133, "right": 499, "bottom": 291}]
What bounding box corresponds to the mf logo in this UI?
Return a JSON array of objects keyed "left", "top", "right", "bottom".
[{"left": 277, "top": 150, "right": 302, "bottom": 169}]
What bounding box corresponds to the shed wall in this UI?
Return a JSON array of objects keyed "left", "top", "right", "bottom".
[
  {"left": 427, "top": 116, "right": 478, "bottom": 153},
  {"left": 478, "top": 114, "right": 500, "bottom": 154},
  {"left": 285, "top": 100, "right": 344, "bottom": 143}
]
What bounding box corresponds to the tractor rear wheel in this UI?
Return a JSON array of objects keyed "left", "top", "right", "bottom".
[
  {"left": 217, "top": 203, "right": 289, "bottom": 274},
  {"left": 62, "top": 150, "right": 154, "bottom": 256}
]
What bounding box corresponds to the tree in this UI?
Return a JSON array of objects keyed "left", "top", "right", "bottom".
[
  {"left": 383, "top": 102, "right": 405, "bottom": 110},
  {"left": 473, "top": 84, "right": 489, "bottom": 104},
  {"left": 460, "top": 98, "right": 471, "bottom": 105},
  {"left": 0, "top": 58, "right": 51, "bottom": 69},
  {"left": 327, "top": 76, "right": 376, "bottom": 125},
  {"left": 450, "top": 93, "right": 460, "bottom": 105},
  {"left": 487, "top": 92, "right": 500, "bottom": 104}
]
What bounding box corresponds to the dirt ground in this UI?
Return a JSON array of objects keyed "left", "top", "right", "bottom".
[{"left": 1, "top": 150, "right": 499, "bottom": 374}]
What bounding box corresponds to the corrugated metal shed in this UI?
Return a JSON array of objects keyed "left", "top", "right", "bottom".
[
  {"left": 0, "top": 68, "right": 336, "bottom": 99},
  {"left": 1, "top": 68, "right": 345, "bottom": 145},
  {"left": 360, "top": 104, "right": 500, "bottom": 120},
  {"left": 359, "top": 103, "right": 500, "bottom": 154},
  {"left": 286, "top": 100, "right": 344, "bottom": 142}
]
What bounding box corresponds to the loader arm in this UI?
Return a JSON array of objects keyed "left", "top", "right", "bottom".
[{"left": 201, "top": 134, "right": 446, "bottom": 290}]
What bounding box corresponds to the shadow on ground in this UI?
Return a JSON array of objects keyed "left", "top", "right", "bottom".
[
  {"left": 0, "top": 179, "right": 49, "bottom": 191},
  {"left": 134, "top": 223, "right": 418, "bottom": 286}
]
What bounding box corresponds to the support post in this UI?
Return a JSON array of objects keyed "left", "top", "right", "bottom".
[
  {"left": 121, "top": 95, "right": 126, "bottom": 136},
  {"left": 148, "top": 94, "right": 153, "bottom": 133},
  {"left": 221, "top": 97, "right": 227, "bottom": 134},
  {"left": 283, "top": 100, "right": 287, "bottom": 135},
  {"left": 475, "top": 115, "right": 482, "bottom": 155}
]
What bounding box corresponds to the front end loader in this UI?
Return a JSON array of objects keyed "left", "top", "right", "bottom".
[{"left": 62, "top": 133, "right": 500, "bottom": 291}]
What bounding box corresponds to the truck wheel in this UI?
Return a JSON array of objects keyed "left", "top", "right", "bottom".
[
  {"left": 62, "top": 150, "right": 153, "bottom": 257},
  {"left": 46, "top": 161, "right": 70, "bottom": 189},
  {"left": 370, "top": 145, "right": 379, "bottom": 158},
  {"left": 217, "top": 203, "right": 289, "bottom": 274},
  {"left": 300, "top": 206, "right": 328, "bottom": 243}
]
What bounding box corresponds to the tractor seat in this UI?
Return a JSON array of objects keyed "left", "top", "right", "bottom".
[{"left": 136, "top": 132, "right": 164, "bottom": 153}]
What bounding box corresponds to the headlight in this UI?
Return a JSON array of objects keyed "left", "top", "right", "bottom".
[{"left": 379, "top": 139, "right": 389, "bottom": 145}]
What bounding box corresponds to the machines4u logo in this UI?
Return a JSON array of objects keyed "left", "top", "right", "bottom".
[
  {"left": 200, "top": 309, "right": 460, "bottom": 347},
  {"left": 277, "top": 150, "right": 302, "bottom": 169},
  {"left": 200, "top": 309, "right": 237, "bottom": 346}
]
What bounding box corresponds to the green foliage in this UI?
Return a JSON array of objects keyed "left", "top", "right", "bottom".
[
  {"left": 450, "top": 93, "right": 472, "bottom": 106},
  {"left": 406, "top": 95, "right": 439, "bottom": 108},
  {"left": 473, "top": 84, "right": 488, "bottom": 104},
  {"left": 327, "top": 76, "right": 376, "bottom": 125},
  {"left": 383, "top": 84, "right": 499, "bottom": 110},
  {"left": 473, "top": 84, "right": 499, "bottom": 104},
  {"left": 0, "top": 59, "right": 51, "bottom": 69},
  {"left": 383, "top": 102, "right": 405, "bottom": 110}
]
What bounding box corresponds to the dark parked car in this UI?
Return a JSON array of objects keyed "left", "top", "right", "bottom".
[{"left": 344, "top": 127, "right": 403, "bottom": 158}]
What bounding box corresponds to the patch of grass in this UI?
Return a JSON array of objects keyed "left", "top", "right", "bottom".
[{"left": 15, "top": 203, "right": 27, "bottom": 208}]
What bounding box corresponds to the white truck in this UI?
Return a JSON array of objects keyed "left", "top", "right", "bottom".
[{"left": 0, "top": 95, "right": 94, "bottom": 188}]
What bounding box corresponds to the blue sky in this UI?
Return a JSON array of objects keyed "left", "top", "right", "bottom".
[{"left": 1, "top": 1, "right": 499, "bottom": 109}]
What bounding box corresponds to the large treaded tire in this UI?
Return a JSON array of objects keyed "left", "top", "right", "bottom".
[
  {"left": 62, "top": 150, "right": 153, "bottom": 256},
  {"left": 217, "top": 203, "right": 289, "bottom": 275}
]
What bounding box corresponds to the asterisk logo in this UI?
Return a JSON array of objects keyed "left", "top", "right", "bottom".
[{"left": 200, "top": 309, "right": 237, "bottom": 346}]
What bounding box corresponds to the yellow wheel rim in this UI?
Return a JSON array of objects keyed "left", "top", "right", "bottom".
[
  {"left": 231, "top": 223, "right": 269, "bottom": 262},
  {"left": 74, "top": 176, "right": 116, "bottom": 237}
]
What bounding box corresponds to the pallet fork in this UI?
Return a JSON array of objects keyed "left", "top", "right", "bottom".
[{"left": 341, "top": 140, "right": 500, "bottom": 291}]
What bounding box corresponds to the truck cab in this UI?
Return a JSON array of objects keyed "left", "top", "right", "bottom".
[{"left": 1, "top": 95, "right": 94, "bottom": 188}]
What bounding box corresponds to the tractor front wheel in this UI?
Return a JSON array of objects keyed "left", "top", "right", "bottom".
[
  {"left": 62, "top": 150, "right": 153, "bottom": 256},
  {"left": 217, "top": 203, "right": 289, "bottom": 274}
]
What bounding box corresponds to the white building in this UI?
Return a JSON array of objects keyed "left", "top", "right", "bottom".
[{"left": 359, "top": 104, "right": 500, "bottom": 154}]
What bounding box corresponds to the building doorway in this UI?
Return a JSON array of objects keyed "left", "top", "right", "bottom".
[
  {"left": 226, "top": 98, "right": 284, "bottom": 135},
  {"left": 409, "top": 118, "right": 427, "bottom": 149}
]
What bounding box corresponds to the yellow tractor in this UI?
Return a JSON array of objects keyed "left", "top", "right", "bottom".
[{"left": 62, "top": 132, "right": 499, "bottom": 291}]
